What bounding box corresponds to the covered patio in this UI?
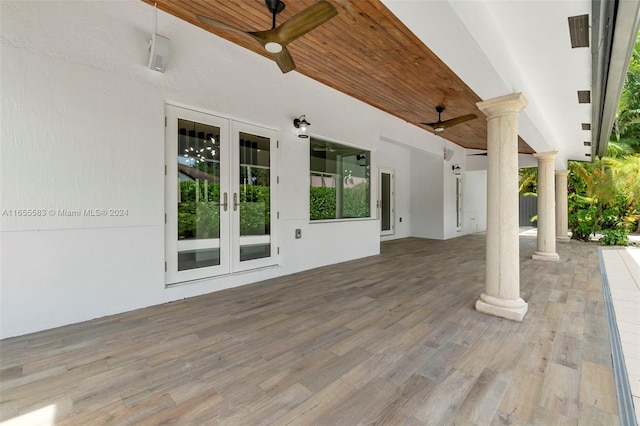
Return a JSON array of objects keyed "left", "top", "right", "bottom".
[{"left": 0, "top": 235, "right": 620, "bottom": 424}]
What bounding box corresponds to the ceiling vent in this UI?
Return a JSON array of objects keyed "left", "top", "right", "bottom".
[
  {"left": 568, "top": 15, "right": 590, "bottom": 48},
  {"left": 582, "top": 123, "right": 591, "bottom": 130},
  {"left": 578, "top": 90, "right": 591, "bottom": 103}
]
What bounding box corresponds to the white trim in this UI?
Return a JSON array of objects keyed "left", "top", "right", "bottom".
[{"left": 177, "top": 239, "right": 221, "bottom": 251}]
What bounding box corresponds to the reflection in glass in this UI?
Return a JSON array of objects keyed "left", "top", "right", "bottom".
[
  {"left": 238, "top": 132, "right": 271, "bottom": 262},
  {"left": 177, "top": 119, "right": 221, "bottom": 271},
  {"left": 381, "top": 172, "right": 391, "bottom": 231},
  {"left": 309, "top": 138, "right": 370, "bottom": 220}
]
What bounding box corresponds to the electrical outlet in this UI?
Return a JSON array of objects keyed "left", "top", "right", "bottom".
[{"left": 295, "top": 229, "right": 302, "bottom": 239}]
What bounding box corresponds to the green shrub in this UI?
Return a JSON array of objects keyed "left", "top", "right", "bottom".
[
  {"left": 343, "top": 183, "right": 370, "bottom": 218},
  {"left": 570, "top": 205, "right": 599, "bottom": 242},
  {"left": 310, "top": 187, "right": 337, "bottom": 220},
  {"left": 600, "top": 229, "right": 629, "bottom": 246},
  {"left": 178, "top": 180, "right": 271, "bottom": 238},
  {"left": 239, "top": 185, "right": 271, "bottom": 235}
]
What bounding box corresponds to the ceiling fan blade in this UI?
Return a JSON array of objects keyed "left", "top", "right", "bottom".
[
  {"left": 198, "top": 2, "right": 336, "bottom": 75},
  {"left": 274, "top": 47, "right": 296, "bottom": 73},
  {"left": 196, "top": 14, "right": 267, "bottom": 46},
  {"left": 271, "top": 0, "right": 338, "bottom": 43},
  {"left": 420, "top": 121, "right": 440, "bottom": 128},
  {"left": 440, "top": 114, "right": 478, "bottom": 129},
  {"left": 196, "top": 14, "right": 248, "bottom": 35}
]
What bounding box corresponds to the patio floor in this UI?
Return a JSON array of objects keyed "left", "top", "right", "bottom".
[{"left": 0, "top": 235, "right": 623, "bottom": 425}]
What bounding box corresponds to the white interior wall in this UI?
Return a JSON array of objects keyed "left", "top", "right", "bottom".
[
  {"left": 0, "top": 1, "right": 453, "bottom": 338},
  {"left": 410, "top": 151, "right": 443, "bottom": 239},
  {"left": 463, "top": 170, "right": 488, "bottom": 234},
  {"left": 377, "top": 138, "right": 412, "bottom": 241}
]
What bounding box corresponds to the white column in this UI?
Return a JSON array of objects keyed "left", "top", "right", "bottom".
[
  {"left": 555, "top": 170, "right": 570, "bottom": 241},
  {"left": 532, "top": 152, "right": 559, "bottom": 261},
  {"left": 475, "top": 93, "right": 528, "bottom": 322}
]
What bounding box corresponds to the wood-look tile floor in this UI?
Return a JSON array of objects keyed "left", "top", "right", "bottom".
[{"left": 0, "top": 235, "right": 620, "bottom": 425}]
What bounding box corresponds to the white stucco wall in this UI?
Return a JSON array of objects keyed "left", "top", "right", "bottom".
[
  {"left": 377, "top": 138, "right": 412, "bottom": 241},
  {"left": 410, "top": 151, "right": 443, "bottom": 239},
  {"left": 0, "top": 1, "right": 480, "bottom": 338},
  {"left": 463, "top": 170, "right": 488, "bottom": 234}
]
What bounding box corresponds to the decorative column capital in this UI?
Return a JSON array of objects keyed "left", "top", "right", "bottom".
[
  {"left": 533, "top": 151, "right": 558, "bottom": 162},
  {"left": 555, "top": 169, "right": 569, "bottom": 177},
  {"left": 476, "top": 92, "right": 528, "bottom": 117}
]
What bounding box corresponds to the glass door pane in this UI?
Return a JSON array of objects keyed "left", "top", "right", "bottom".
[
  {"left": 177, "top": 119, "right": 222, "bottom": 271},
  {"left": 379, "top": 167, "right": 394, "bottom": 236},
  {"left": 231, "top": 122, "right": 277, "bottom": 271},
  {"left": 381, "top": 172, "right": 391, "bottom": 232},
  {"left": 237, "top": 131, "right": 271, "bottom": 262},
  {"left": 456, "top": 176, "right": 463, "bottom": 230},
  {"left": 165, "top": 105, "right": 230, "bottom": 285}
]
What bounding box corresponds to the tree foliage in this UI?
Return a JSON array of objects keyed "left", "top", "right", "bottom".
[{"left": 522, "top": 32, "right": 640, "bottom": 245}]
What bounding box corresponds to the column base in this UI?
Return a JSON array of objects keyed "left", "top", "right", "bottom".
[
  {"left": 556, "top": 236, "right": 571, "bottom": 242},
  {"left": 475, "top": 293, "right": 528, "bottom": 322},
  {"left": 532, "top": 251, "right": 559, "bottom": 262}
]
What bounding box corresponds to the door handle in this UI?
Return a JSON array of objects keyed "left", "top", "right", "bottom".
[
  {"left": 221, "top": 192, "right": 228, "bottom": 211},
  {"left": 233, "top": 193, "right": 239, "bottom": 211}
]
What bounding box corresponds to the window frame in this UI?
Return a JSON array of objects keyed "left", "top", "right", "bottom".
[{"left": 309, "top": 136, "right": 373, "bottom": 223}]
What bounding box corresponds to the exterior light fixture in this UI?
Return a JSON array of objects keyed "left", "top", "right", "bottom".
[{"left": 293, "top": 115, "right": 310, "bottom": 138}]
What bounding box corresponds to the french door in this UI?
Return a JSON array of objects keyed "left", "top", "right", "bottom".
[
  {"left": 378, "top": 167, "right": 395, "bottom": 236},
  {"left": 165, "top": 105, "right": 277, "bottom": 285}
]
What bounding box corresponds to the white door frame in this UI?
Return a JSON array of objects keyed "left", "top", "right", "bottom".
[
  {"left": 165, "top": 104, "right": 278, "bottom": 285},
  {"left": 231, "top": 120, "right": 278, "bottom": 273},
  {"left": 378, "top": 166, "right": 395, "bottom": 236}
]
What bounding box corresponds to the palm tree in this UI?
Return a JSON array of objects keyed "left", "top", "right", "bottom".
[{"left": 522, "top": 32, "right": 640, "bottom": 243}]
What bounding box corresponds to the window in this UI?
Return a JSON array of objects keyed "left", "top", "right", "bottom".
[{"left": 310, "top": 138, "right": 370, "bottom": 220}]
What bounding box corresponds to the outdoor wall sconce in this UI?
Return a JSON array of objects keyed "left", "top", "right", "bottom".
[{"left": 293, "top": 115, "right": 310, "bottom": 138}]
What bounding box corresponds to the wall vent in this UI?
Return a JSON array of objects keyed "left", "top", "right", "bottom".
[
  {"left": 568, "top": 15, "right": 590, "bottom": 48},
  {"left": 584, "top": 141, "right": 592, "bottom": 146},
  {"left": 578, "top": 90, "right": 591, "bottom": 103},
  {"left": 582, "top": 123, "right": 591, "bottom": 130}
]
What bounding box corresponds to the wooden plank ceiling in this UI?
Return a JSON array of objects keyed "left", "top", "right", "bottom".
[{"left": 147, "top": 0, "right": 534, "bottom": 154}]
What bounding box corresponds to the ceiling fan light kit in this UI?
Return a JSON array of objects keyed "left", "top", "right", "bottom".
[
  {"left": 264, "top": 42, "right": 283, "bottom": 53},
  {"left": 196, "top": 0, "right": 338, "bottom": 74}
]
